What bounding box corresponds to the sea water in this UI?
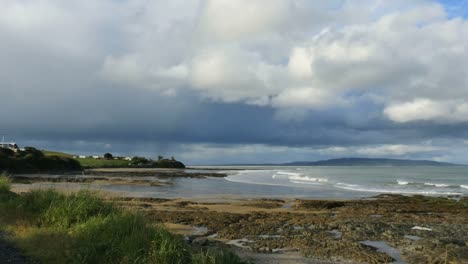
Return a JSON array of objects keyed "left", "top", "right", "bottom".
[
  {"left": 96, "top": 166, "right": 468, "bottom": 199},
  {"left": 22, "top": 166, "right": 468, "bottom": 199},
  {"left": 222, "top": 166, "right": 468, "bottom": 196}
]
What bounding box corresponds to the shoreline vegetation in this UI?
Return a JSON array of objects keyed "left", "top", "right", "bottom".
[
  {"left": 0, "top": 148, "right": 186, "bottom": 174},
  {"left": 2, "top": 171, "right": 468, "bottom": 263},
  {"left": 0, "top": 175, "right": 247, "bottom": 264},
  {"left": 0, "top": 147, "right": 82, "bottom": 174},
  {"left": 2, "top": 148, "right": 468, "bottom": 263}
]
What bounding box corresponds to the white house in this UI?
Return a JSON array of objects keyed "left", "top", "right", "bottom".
[
  {"left": 0, "top": 141, "right": 19, "bottom": 152},
  {"left": 92, "top": 156, "right": 100, "bottom": 159}
]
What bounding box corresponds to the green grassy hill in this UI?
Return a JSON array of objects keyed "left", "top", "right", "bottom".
[
  {"left": 39, "top": 150, "right": 185, "bottom": 169},
  {"left": 41, "top": 150, "right": 130, "bottom": 168},
  {"left": 42, "top": 150, "right": 74, "bottom": 158},
  {"left": 77, "top": 158, "right": 130, "bottom": 168}
]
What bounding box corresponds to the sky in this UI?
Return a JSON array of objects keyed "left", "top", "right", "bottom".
[{"left": 1, "top": 0, "right": 468, "bottom": 165}]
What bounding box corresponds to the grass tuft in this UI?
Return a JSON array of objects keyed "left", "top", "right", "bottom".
[
  {"left": 193, "top": 249, "right": 250, "bottom": 264},
  {"left": 0, "top": 173, "right": 11, "bottom": 193},
  {"left": 0, "top": 188, "right": 247, "bottom": 264},
  {"left": 40, "top": 190, "right": 114, "bottom": 228}
]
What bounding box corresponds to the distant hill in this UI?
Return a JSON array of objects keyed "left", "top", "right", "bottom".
[
  {"left": 282, "top": 158, "right": 457, "bottom": 166},
  {"left": 221, "top": 157, "right": 459, "bottom": 167}
]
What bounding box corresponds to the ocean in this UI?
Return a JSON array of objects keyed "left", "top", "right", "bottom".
[
  {"left": 95, "top": 166, "right": 468, "bottom": 199},
  {"left": 222, "top": 166, "right": 468, "bottom": 197}
]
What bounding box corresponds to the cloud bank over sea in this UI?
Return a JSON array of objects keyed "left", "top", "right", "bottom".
[{"left": 1, "top": 0, "right": 468, "bottom": 164}]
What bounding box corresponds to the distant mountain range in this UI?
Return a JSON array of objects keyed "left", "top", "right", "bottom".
[{"left": 224, "top": 158, "right": 460, "bottom": 166}]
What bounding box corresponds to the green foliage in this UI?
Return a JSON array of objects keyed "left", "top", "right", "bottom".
[
  {"left": 103, "top": 153, "right": 113, "bottom": 160},
  {"left": 40, "top": 190, "right": 115, "bottom": 229},
  {"left": 70, "top": 213, "right": 186, "bottom": 263},
  {"left": 0, "top": 174, "right": 15, "bottom": 203},
  {"left": 75, "top": 157, "right": 130, "bottom": 168},
  {"left": 0, "top": 173, "right": 11, "bottom": 193},
  {"left": 192, "top": 249, "right": 250, "bottom": 264},
  {"left": 131, "top": 156, "right": 150, "bottom": 166},
  {"left": 0, "top": 189, "right": 246, "bottom": 264},
  {"left": 20, "top": 189, "right": 65, "bottom": 214},
  {"left": 146, "top": 228, "right": 191, "bottom": 264},
  {"left": 42, "top": 150, "right": 74, "bottom": 158},
  {"left": 154, "top": 159, "right": 186, "bottom": 168},
  {"left": 0, "top": 148, "right": 15, "bottom": 157},
  {"left": 0, "top": 147, "right": 82, "bottom": 173}
]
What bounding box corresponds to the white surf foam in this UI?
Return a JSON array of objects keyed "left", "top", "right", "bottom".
[
  {"left": 397, "top": 180, "right": 410, "bottom": 185},
  {"left": 424, "top": 182, "right": 450, "bottom": 187},
  {"left": 334, "top": 183, "right": 462, "bottom": 196},
  {"left": 277, "top": 171, "right": 301, "bottom": 176},
  {"left": 461, "top": 185, "right": 468, "bottom": 189},
  {"left": 288, "top": 175, "right": 328, "bottom": 184}
]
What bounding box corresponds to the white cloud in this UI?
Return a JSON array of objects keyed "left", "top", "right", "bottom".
[
  {"left": 0, "top": 0, "right": 115, "bottom": 57},
  {"left": 91, "top": 1, "right": 468, "bottom": 124},
  {"left": 173, "top": 142, "right": 447, "bottom": 164},
  {"left": 196, "top": 0, "right": 290, "bottom": 41},
  {"left": 384, "top": 99, "right": 468, "bottom": 123},
  {"left": 2, "top": 0, "right": 468, "bottom": 125},
  {"left": 190, "top": 46, "right": 285, "bottom": 102},
  {"left": 354, "top": 144, "right": 438, "bottom": 156}
]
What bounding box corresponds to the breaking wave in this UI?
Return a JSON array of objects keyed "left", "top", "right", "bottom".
[
  {"left": 335, "top": 183, "right": 462, "bottom": 196},
  {"left": 223, "top": 167, "right": 468, "bottom": 197},
  {"left": 288, "top": 175, "right": 328, "bottom": 184}
]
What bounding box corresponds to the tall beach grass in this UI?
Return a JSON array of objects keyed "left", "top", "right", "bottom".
[
  {"left": 0, "top": 172, "right": 11, "bottom": 193},
  {"left": 0, "top": 175, "right": 248, "bottom": 264}
]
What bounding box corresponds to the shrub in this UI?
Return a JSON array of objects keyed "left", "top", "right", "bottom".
[
  {"left": 0, "top": 173, "right": 11, "bottom": 193},
  {"left": 2, "top": 189, "right": 246, "bottom": 264},
  {"left": 0, "top": 174, "right": 16, "bottom": 203},
  {"left": 130, "top": 156, "right": 150, "bottom": 166},
  {"left": 192, "top": 249, "right": 249, "bottom": 264},
  {"left": 70, "top": 212, "right": 191, "bottom": 264},
  {"left": 0, "top": 147, "right": 82, "bottom": 173},
  {"left": 20, "top": 189, "right": 65, "bottom": 214},
  {"left": 41, "top": 190, "right": 114, "bottom": 228},
  {"left": 146, "top": 228, "right": 191, "bottom": 264}
]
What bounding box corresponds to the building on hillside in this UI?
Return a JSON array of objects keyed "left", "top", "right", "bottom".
[{"left": 0, "top": 141, "right": 19, "bottom": 152}]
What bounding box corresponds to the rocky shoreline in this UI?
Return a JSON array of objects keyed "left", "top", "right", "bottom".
[
  {"left": 8, "top": 168, "right": 227, "bottom": 186},
  {"left": 115, "top": 195, "right": 468, "bottom": 263},
  {"left": 6, "top": 169, "right": 468, "bottom": 263}
]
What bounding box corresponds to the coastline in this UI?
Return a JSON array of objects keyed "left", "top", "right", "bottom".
[
  {"left": 6, "top": 168, "right": 468, "bottom": 263},
  {"left": 112, "top": 194, "right": 468, "bottom": 263}
]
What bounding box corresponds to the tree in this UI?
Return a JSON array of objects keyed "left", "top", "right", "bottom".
[
  {"left": 130, "top": 156, "right": 149, "bottom": 166},
  {"left": 158, "top": 155, "right": 164, "bottom": 161},
  {"left": 104, "top": 153, "right": 113, "bottom": 160},
  {"left": 0, "top": 148, "right": 14, "bottom": 157},
  {"left": 170, "top": 156, "right": 175, "bottom": 161}
]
